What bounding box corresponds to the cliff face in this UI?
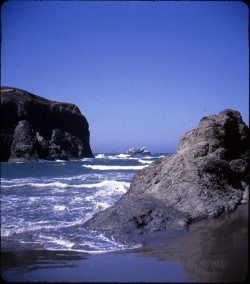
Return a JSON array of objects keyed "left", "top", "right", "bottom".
[
  {"left": 84, "top": 109, "right": 249, "bottom": 238},
  {"left": 0, "top": 87, "right": 94, "bottom": 162}
]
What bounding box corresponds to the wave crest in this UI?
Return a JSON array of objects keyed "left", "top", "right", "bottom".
[{"left": 82, "top": 165, "right": 147, "bottom": 170}]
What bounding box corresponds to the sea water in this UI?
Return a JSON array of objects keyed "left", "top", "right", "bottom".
[{"left": 1, "top": 153, "right": 165, "bottom": 254}]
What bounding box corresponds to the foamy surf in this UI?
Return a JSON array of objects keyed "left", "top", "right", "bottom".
[
  {"left": 41, "top": 231, "right": 142, "bottom": 254},
  {"left": 1, "top": 153, "right": 165, "bottom": 254},
  {"left": 82, "top": 165, "right": 147, "bottom": 170},
  {"left": 93, "top": 153, "right": 139, "bottom": 161},
  {"left": 138, "top": 159, "right": 154, "bottom": 164}
]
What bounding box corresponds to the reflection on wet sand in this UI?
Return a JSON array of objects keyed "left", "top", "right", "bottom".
[
  {"left": 1, "top": 205, "right": 248, "bottom": 283},
  {"left": 1, "top": 250, "right": 87, "bottom": 272},
  {"left": 136, "top": 204, "right": 248, "bottom": 282}
]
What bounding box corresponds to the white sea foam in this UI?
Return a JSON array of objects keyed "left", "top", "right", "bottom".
[
  {"left": 1, "top": 177, "right": 41, "bottom": 186},
  {"left": 116, "top": 153, "right": 131, "bottom": 159},
  {"left": 78, "top": 231, "right": 142, "bottom": 253},
  {"left": 55, "top": 160, "right": 66, "bottom": 163},
  {"left": 82, "top": 165, "right": 147, "bottom": 170},
  {"left": 53, "top": 205, "right": 66, "bottom": 211},
  {"left": 2, "top": 221, "right": 141, "bottom": 253},
  {"left": 1, "top": 225, "right": 46, "bottom": 237},
  {"left": 138, "top": 159, "right": 154, "bottom": 164},
  {"left": 1, "top": 155, "right": 156, "bottom": 254},
  {"left": 95, "top": 153, "right": 138, "bottom": 160},
  {"left": 56, "top": 174, "right": 88, "bottom": 181},
  {"left": 1, "top": 181, "right": 71, "bottom": 189},
  {"left": 42, "top": 236, "right": 76, "bottom": 249},
  {"left": 42, "top": 233, "right": 141, "bottom": 254},
  {"left": 94, "top": 201, "right": 110, "bottom": 211},
  {"left": 70, "top": 197, "right": 84, "bottom": 204},
  {"left": 81, "top": 158, "right": 95, "bottom": 162},
  {"left": 1, "top": 219, "right": 87, "bottom": 237},
  {"left": 84, "top": 180, "right": 129, "bottom": 205},
  {"left": 81, "top": 180, "right": 130, "bottom": 190},
  {"left": 114, "top": 154, "right": 138, "bottom": 160},
  {"left": 95, "top": 154, "right": 106, "bottom": 159},
  {"left": 25, "top": 179, "right": 129, "bottom": 190},
  {"left": 142, "top": 155, "right": 155, "bottom": 159},
  {"left": 33, "top": 181, "right": 69, "bottom": 188},
  {"left": 2, "top": 180, "right": 118, "bottom": 190},
  {"left": 36, "top": 220, "right": 51, "bottom": 224}
]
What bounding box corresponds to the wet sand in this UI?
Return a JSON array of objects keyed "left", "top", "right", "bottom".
[{"left": 1, "top": 204, "right": 248, "bottom": 283}]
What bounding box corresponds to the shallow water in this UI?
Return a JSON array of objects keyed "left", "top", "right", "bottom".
[
  {"left": 1, "top": 204, "right": 248, "bottom": 282},
  {"left": 1, "top": 153, "right": 163, "bottom": 253},
  {"left": 1, "top": 154, "right": 248, "bottom": 282}
]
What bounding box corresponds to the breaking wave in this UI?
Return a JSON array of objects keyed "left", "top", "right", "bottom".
[
  {"left": 1, "top": 153, "right": 165, "bottom": 253},
  {"left": 82, "top": 165, "right": 147, "bottom": 171}
]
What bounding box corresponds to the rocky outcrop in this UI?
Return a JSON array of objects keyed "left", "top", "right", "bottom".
[
  {"left": 127, "top": 147, "right": 151, "bottom": 155},
  {"left": 84, "top": 109, "right": 249, "bottom": 238},
  {"left": 0, "top": 87, "right": 94, "bottom": 162}
]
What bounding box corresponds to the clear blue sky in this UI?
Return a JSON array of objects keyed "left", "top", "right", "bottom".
[{"left": 1, "top": 1, "right": 249, "bottom": 153}]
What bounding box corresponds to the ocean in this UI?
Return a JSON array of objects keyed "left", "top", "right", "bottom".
[
  {"left": 1, "top": 153, "right": 165, "bottom": 254},
  {"left": 1, "top": 153, "right": 248, "bottom": 282}
]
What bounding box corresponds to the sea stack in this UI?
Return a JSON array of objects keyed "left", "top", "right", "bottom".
[
  {"left": 0, "top": 87, "right": 94, "bottom": 162},
  {"left": 84, "top": 109, "right": 249, "bottom": 238},
  {"left": 127, "top": 147, "right": 151, "bottom": 155}
]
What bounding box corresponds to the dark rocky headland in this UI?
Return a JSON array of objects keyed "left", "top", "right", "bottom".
[
  {"left": 0, "top": 87, "right": 94, "bottom": 162},
  {"left": 84, "top": 109, "right": 249, "bottom": 239}
]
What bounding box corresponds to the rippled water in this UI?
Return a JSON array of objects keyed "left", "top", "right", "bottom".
[{"left": 1, "top": 153, "right": 165, "bottom": 253}]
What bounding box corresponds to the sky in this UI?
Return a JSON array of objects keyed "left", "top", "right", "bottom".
[{"left": 1, "top": 0, "right": 249, "bottom": 153}]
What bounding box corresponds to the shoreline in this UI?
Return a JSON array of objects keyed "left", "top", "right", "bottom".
[{"left": 1, "top": 203, "right": 248, "bottom": 283}]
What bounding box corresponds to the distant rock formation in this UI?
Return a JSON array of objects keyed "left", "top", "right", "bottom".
[
  {"left": 0, "top": 87, "right": 94, "bottom": 162},
  {"left": 84, "top": 109, "right": 249, "bottom": 238},
  {"left": 127, "top": 147, "right": 151, "bottom": 155}
]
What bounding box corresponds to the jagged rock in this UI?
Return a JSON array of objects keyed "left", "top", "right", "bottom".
[
  {"left": 84, "top": 109, "right": 249, "bottom": 238},
  {"left": 0, "top": 87, "right": 94, "bottom": 162},
  {"left": 10, "top": 120, "right": 39, "bottom": 162},
  {"left": 127, "top": 147, "right": 151, "bottom": 155}
]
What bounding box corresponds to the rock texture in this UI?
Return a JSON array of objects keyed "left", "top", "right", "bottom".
[
  {"left": 127, "top": 147, "right": 151, "bottom": 155},
  {"left": 0, "top": 87, "right": 94, "bottom": 162},
  {"left": 84, "top": 109, "right": 249, "bottom": 238}
]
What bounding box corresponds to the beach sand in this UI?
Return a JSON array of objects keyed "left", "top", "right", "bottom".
[{"left": 1, "top": 204, "right": 248, "bottom": 283}]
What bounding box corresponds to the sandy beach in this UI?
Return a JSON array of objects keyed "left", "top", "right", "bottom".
[{"left": 1, "top": 203, "right": 248, "bottom": 283}]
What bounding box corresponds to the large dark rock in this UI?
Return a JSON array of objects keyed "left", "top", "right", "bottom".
[
  {"left": 0, "top": 87, "right": 94, "bottom": 162},
  {"left": 84, "top": 109, "right": 249, "bottom": 238}
]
